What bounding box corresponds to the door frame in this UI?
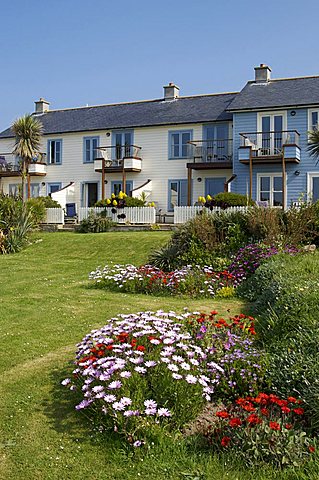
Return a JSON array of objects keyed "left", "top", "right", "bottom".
[{"left": 81, "top": 181, "right": 100, "bottom": 207}]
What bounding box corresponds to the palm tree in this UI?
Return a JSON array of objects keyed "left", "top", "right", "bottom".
[
  {"left": 11, "top": 114, "right": 43, "bottom": 201},
  {"left": 307, "top": 128, "right": 319, "bottom": 164}
]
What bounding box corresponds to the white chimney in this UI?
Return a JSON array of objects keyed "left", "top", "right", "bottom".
[
  {"left": 254, "top": 64, "right": 271, "bottom": 83},
  {"left": 163, "top": 82, "right": 179, "bottom": 100},
  {"left": 34, "top": 98, "right": 50, "bottom": 114}
]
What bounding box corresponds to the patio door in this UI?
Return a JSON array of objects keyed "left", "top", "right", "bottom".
[
  {"left": 260, "top": 114, "right": 283, "bottom": 155},
  {"left": 114, "top": 131, "right": 133, "bottom": 161},
  {"left": 81, "top": 182, "right": 98, "bottom": 207},
  {"left": 205, "top": 177, "right": 226, "bottom": 197},
  {"left": 204, "top": 124, "right": 228, "bottom": 161}
]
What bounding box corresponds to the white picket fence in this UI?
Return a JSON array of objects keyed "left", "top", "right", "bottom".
[
  {"left": 174, "top": 206, "right": 249, "bottom": 224},
  {"left": 45, "top": 208, "right": 64, "bottom": 224},
  {"left": 78, "top": 207, "right": 156, "bottom": 224}
]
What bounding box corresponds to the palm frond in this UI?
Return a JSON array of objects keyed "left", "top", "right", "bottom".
[
  {"left": 307, "top": 129, "right": 319, "bottom": 163},
  {"left": 11, "top": 114, "right": 43, "bottom": 161}
]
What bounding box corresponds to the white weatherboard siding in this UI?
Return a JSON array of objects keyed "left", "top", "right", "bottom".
[{"left": 0, "top": 123, "right": 232, "bottom": 211}]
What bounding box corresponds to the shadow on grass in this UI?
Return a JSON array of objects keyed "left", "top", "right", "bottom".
[{"left": 42, "top": 363, "right": 123, "bottom": 450}]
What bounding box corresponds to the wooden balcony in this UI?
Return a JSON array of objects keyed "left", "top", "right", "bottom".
[
  {"left": 239, "top": 131, "right": 300, "bottom": 164},
  {"left": 94, "top": 145, "right": 142, "bottom": 173},
  {"left": 187, "top": 139, "right": 233, "bottom": 170},
  {"left": 0, "top": 153, "right": 47, "bottom": 177}
]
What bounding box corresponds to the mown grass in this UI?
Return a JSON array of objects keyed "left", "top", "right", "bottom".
[{"left": 0, "top": 231, "right": 318, "bottom": 480}]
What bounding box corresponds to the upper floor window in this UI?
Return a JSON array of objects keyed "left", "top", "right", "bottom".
[
  {"left": 47, "top": 139, "right": 62, "bottom": 164},
  {"left": 112, "top": 131, "right": 133, "bottom": 160},
  {"left": 309, "top": 109, "right": 319, "bottom": 131},
  {"left": 169, "top": 130, "right": 192, "bottom": 159},
  {"left": 83, "top": 137, "right": 99, "bottom": 163}
]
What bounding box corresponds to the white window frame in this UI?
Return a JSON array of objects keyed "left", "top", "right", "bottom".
[
  {"left": 257, "top": 111, "right": 287, "bottom": 154},
  {"left": 308, "top": 109, "right": 319, "bottom": 134},
  {"left": 257, "top": 173, "right": 285, "bottom": 207},
  {"left": 307, "top": 172, "right": 319, "bottom": 202}
]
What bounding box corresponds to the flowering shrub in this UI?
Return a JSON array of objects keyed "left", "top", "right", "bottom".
[
  {"left": 184, "top": 311, "right": 262, "bottom": 398},
  {"left": 62, "top": 310, "right": 264, "bottom": 446},
  {"left": 206, "top": 392, "right": 316, "bottom": 467},
  {"left": 228, "top": 243, "right": 299, "bottom": 284},
  {"left": 89, "top": 264, "right": 236, "bottom": 297}
]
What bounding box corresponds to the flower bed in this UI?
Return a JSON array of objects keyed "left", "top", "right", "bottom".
[
  {"left": 206, "top": 392, "right": 315, "bottom": 467},
  {"left": 62, "top": 310, "right": 264, "bottom": 446},
  {"left": 89, "top": 264, "right": 237, "bottom": 297}
]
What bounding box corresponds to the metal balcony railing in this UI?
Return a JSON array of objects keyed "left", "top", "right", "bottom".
[
  {"left": 0, "top": 152, "right": 46, "bottom": 173},
  {"left": 239, "top": 131, "right": 300, "bottom": 156},
  {"left": 96, "top": 145, "right": 142, "bottom": 167},
  {"left": 188, "top": 139, "right": 233, "bottom": 164}
]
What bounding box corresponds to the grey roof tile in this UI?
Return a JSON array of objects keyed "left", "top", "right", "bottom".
[
  {"left": 0, "top": 93, "right": 237, "bottom": 138},
  {"left": 227, "top": 76, "right": 319, "bottom": 111}
]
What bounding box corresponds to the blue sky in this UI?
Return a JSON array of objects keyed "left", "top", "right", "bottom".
[{"left": 1, "top": 0, "right": 319, "bottom": 130}]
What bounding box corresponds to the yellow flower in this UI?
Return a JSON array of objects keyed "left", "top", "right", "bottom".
[
  {"left": 118, "top": 191, "right": 124, "bottom": 199},
  {"left": 206, "top": 195, "right": 212, "bottom": 201},
  {"left": 106, "top": 199, "right": 111, "bottom": 205},
  {"left": 113, "top": 200, "right": 117, "bottom": 206},
  {"left": 111, "top": 193, "right": 115, "bottom": 199}
]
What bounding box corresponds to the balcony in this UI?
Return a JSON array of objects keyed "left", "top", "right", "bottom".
[
  {"left": 187, "top": 139, "right": 233, "bottom": 170},
  {"left": 239, "top": 131, "right": 300, "bottom": 164},
  {"left": 0, "top": 153, "right": 47, "bottom": 177},
  {"left": 94, "top": 145, "right": 142, "bottom": 173}
]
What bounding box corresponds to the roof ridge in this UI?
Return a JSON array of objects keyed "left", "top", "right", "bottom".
[
  {"left": 39, "top": 91, "right": 238, "bottom": 114},
  {"left": 246, "top": 74, "right": 319, "bottom": 85}
]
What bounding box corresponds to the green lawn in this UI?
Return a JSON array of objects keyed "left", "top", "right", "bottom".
[{"left": 0, "top": 232, "right": 317, "bottom": 480}]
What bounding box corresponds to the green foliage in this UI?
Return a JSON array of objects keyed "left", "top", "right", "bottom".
[
  {"left": 213, "top": 192, "right": 255, "bottom": 207},
  {"left": 25, "top": 198, "right": 46, "bottom": 224},
  {"left": 39, "top": 196, "right": 61, "bottom": 208},
  {"left": 148, "top": 204, "right": 319, "bottom": 271},
  {"left": 238, "top": 253, "right": 319, "bottom": 431},
  {"left": 78, "top": 212, "right": 115, "bottom": 233}
]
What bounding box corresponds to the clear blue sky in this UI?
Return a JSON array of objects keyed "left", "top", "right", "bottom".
[{"left": 1, "top": 0, "right": 319, "bottom": 131}]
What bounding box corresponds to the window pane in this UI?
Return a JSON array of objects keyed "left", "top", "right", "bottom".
[
  {"left": 312, "top": 112, "right": 318, "bottom": 130},
  {"left": 261, "top": 117, "right": 271, "bottom": 154},
  {"left": 273, "top": 192, "right": 283, "bottom": 206},
  {"left": 55, "top": 141, "right": 61, "bottom": 163},
  {"left": 260, "top": 176, "right": 270, "bottom": 191},
  {"left": 92, "top": 139, "right": 98, "bottom": 160},
  {"left": 50, "top": 142, "right": 55, "bottom": 163},
  {"left": 113, "top": 183, "right": 122, "bottom": 196},
  {"left": 85, "top": 139, "right": 91, "bottom": 162},
  {"left": 50, "top": 184, "right": 60, "bottom": 193},
  {"left": 273, "top": 176, "right": 283, "bottom": 191},
  {"left": 170, "top": 182, "right": 178, "bottom": 209},
  {"left": 205, "top": 127, "right": 215, "bottom": 141},
  {"left": 313, "top": 177, "right": 319, "bottom": 202},
  {"left": 181, "top": 132, "right": 190, "bottom": 157},
  {"left": 260, "top": 191, "right": 270, "bottom": 202}
]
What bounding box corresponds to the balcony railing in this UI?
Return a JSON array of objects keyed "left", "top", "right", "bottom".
[
  {"left": 239, "top": 131, "right": 300, "bottom": 157},
  {"left": 0, "top": 153, "right": 47, "bottom": 176},
  {"left": 96, "top": 145, "right": 142, "bottom": 167},
  {"left": 188, "top": 139, "right": 233, "bottom": 164}
]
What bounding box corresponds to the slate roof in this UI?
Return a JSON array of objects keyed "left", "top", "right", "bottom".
[
  {"left": 0, "top": 93, "right": 237, "bottom": 138},
  {"left": 227, "top": 76, "right": 319, "bottom": 111}
]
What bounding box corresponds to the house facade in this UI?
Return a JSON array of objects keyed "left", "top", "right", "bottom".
[{"left": 0, "top": 64, "right": 319, "bottom": 212}]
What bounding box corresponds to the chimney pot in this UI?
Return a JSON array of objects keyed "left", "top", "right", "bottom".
[
  {"left": 34, "top": 98, "right": 50, "bottom": 114},
  {"left": 163, "top": 83, "right": 179, "bottom": 100},
  {"left": 254, "top": 64, "right": 271, "bottom": 83}
]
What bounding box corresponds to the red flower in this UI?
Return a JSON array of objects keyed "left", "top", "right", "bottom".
[
  {"left": 221, "top": 436, "right": 231, "bottom": 447},
  {"left": 281, "top": 406, "right": 291, "bottom": 414},
  {"left": 269, "top": 421, "right": 281, "bottom": 431},
  {"left": 287, "top": 396, "right": 297, "bottom": 403},
  {"left": 216, "top": 411, "right": 229, "bottom": 419},
  {"left": 276, "top": 399, "right": 288, "bottom": 407},
  {"left": 242, "top": 402, "right": 256, "bottom": 412},
  {"left": 106, "top": 345, "right": 113, "bottom": 350},
  {"left": 293, "top": 408, "right": 304, "bottom": 415},
  {"left": 136, "top": 345, "right": 145, "bottom": 352},
  {"left": 211, "top": 310, "right": 219, "bottom": 316},
  {"left": 247, "top": 414, "right": 262, "bottom": 425},
  {"left": 229, "top": 417, "right": 242, "bottom": 428},
  {"left": 309, "top": 446, "right": 315, "bottom": 453},
  {"left": 261, "top": 408, "right": 270, "bottom": 417},
  {"left": 284, "top": 423, "right": 293, "bottom": 430}
]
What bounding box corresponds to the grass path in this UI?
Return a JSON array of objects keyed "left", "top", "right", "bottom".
[{"left": 0, "top": 232, "right": 314, "bottom": 480}]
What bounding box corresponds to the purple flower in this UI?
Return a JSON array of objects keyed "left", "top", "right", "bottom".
[
  {"left": 104, "top": 394, "right": 116, "bottom": 403},
  {"left": 108, "top": 381, "right": 122, "bottom": 390},
  {"left": 133, "top": 440, "right": 142, "bottom": 447},
  {"left": 75, "top": 399, "right": 92, "bottom": 410},
  {"left": 144, "top": 399, "right": 157, "bottom": 409},
  {"left": 157, "top": 408, "right": 171, "bottom": 417}
]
